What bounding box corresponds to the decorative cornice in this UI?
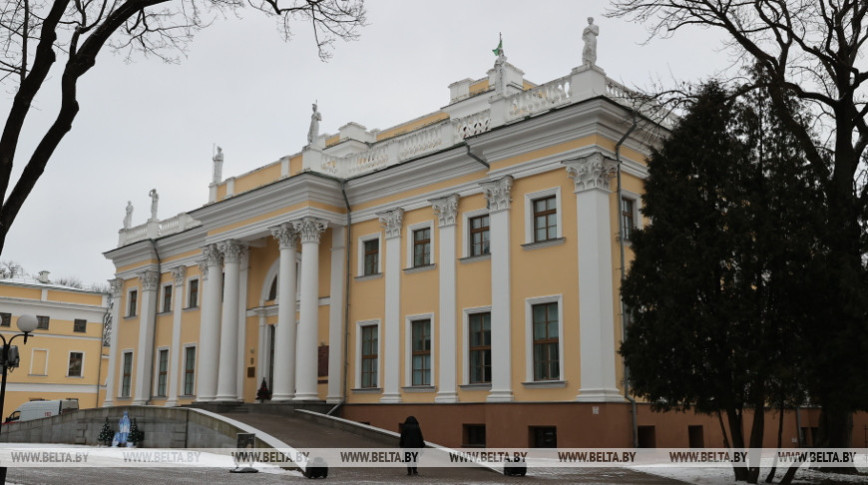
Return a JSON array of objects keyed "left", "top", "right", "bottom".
[
  {"left": 431, "top": 194, "right": 459, "bottom": 227},
  {"left": 171, "top": 266, "right": 187, "bottom": 285},
  {"left": 378, "top": 208, "right": 404, "bottom": 239},
  {"left": 218, "top": 239, "right": 245, "bottom": 264},
  {"left": 293, "top": 217, "right": 329, "bottom": 245},
  {"left": 109, "top": 278, "right": 124, "bottom": 297},
  {"left": 270, "top": 222, "right": 299, "bottom": 250},
  {"left": 139, "top": 270, "right": 160, "bottom": 291},
  {"left": 564, "top": 152, "right": 616, "bottom": 193},
  {"left": 480, "top": 175, "right": 514, "bottom": 213}
]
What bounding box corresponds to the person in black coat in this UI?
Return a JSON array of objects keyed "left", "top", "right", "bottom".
[{"left": 399, "top": 416, "right": 424, "bottom": 475}]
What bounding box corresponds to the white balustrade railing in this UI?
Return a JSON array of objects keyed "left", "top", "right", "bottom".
[
  {"left": 118, "top": 214, "right": 201, "bottom": 247},
  {"left": 506, "top": 76, "right": 572, "bottom": 122}
]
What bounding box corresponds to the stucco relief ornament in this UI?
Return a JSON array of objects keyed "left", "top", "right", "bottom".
[
  {"left": 378, "top": 208, "right": 404, "bottom": 239},
  {"left": 171, "top": 266, "right": 187, "bottom": 285},
  {"left": 431, "top": 194, "right": 459, "bottom": 227},
  {"left": 564, "top": 152, "right": 617, "bottom": 192},
  {"left": 140, "top": 270, "right": 160, "bottom": 291},
  {"left": 218, "top": 240, "right": 245, "bottom": 264},
  {"left": 197, "top": 258, "right": 209, "bottom": 281},
  {"left": 293, "top": 217, "right": 329, "bottom": 245},
  {"left": 481, "top": 175, "right": 514, "bottom": 213},
  {"left": 270, "top": 223, "right": 299, "bottom": 249},
  {"left": 582, "top": 17, "right": 599, "bottom": 67}
]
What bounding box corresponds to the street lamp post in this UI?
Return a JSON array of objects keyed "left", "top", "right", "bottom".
[{"left": 0, "top": 314, "right": 38, "bottom": 485}]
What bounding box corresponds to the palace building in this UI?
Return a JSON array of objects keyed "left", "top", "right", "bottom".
[
  {"left": 103, "top": 48, "right": 763, "bottom": 448},
  {"left": 0, "top": 272, "right": 109, "bottom": 416}
]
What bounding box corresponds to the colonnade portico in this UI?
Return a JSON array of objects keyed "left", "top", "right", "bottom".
[{"left": 190, "top": 216, "right": 331, "bottom": 403}]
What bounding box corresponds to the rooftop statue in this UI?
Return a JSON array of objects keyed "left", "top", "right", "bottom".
[
  {"left": 123, "top": 201, "right": 133, "bottom": 229},
  {"left": 582, "top": 17, "right": 599, "bottom": 66},
  {"left": 307, "top": 103, "right": 321, "bottom": 146},
  {"left": 148, "top": 189, "right": 159, "bottom": 221},
  {"left": 212, "top": 146, "right": 224, "bottom": 184}
]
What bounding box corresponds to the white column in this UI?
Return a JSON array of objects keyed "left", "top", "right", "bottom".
[
  {"left": 196, "top": 245, "right": 222, "bottom": 401},
  {"left": 270, "top": 223, "right": 299, "bottom": 401},
  {"left": 235, "top": 247, "right": 249, "bottom": 399},
  {"left": 327, "top": 225, "right": 346, "bottom": 403},
  {"left": 255, "top": 309, "right": 268, "bottom": 385},
  {"left": 293, "top": 217, "right": 328, "bottom": 401},
  {"left": 166, "top": 266, "right": 186, "bottom": 406},
  {"left": 133, "top": 269, "right": 159, "bottom": 405},
  {"left": 432, "top": 195, "right": 459, "bottom": 403},
  {"left": 103, "top": 278, "right": 124, "bottom": 407},
  {"left": 565, "top": 153, "right": 625, "bottom": 402},
  {"left": 481, "top": 176, "right": 514, "bottom": 402},
  {"left": 379, "top": 208, "right": 403, "bottom": 403},
  {"left": 215, "top": 240, "right": 243, "bottom": 401}
]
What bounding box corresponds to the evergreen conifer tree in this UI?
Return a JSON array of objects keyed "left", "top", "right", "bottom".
[
  {"left": 128, "top": 418, "right": 144, "bottom": 447},
  {"left": 98, "top": 417, "right": 114, "bottom": 446},
  {"left": 256, "top": 379, "right": 271, "bottom": 403}
]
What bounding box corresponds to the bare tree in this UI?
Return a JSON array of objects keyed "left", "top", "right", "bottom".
[
  {"left": 0, "top": 0, "right": 365, "bottom": 255},
  {"left": 609, "top": 0, "right": 868, "bottom": 453}
]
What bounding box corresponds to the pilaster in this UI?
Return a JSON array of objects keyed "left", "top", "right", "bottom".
[
  {"left": 166, "top": 266, "right": 186, "bottom": 406},
  {"left": 327, "top": 225, "right": 347, "bottom": 403},
  {"left": 378, "top": 208, "right": 403, "bottom": 403},
  {"left": 432, "top": 195, "right": 459, "bottom": 403}
]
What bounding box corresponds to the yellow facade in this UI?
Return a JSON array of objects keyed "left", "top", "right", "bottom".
[
  {"left": 0, "top": 278, "right": 109, "bottom": 417},
  {"left": 105, "top": 58, "right": 664, "bottom": 447}
]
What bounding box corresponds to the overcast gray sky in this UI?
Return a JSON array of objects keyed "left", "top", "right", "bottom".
[{"left": 1, "top": 0, "right": 729, "bottom": 287}]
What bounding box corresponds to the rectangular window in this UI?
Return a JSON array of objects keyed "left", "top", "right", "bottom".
[
  {"left": 156, "top": 349, "right": 168, "bottom": 396},
  {"left": 0, "top": 312, "right": 10, "bottom": 327},
  {"left": 533, "top": 196, "right": 558, "bottom": 242},
  {"left": 36, "top": 315, "right": 49, "bottom": 330},
  {"left": 469, "top": 312, "right": 491, "bottom": 384},
  {"left": 184, "top": 347, "right": 196, "bottom": 395},
  {"left": 128, "top": 290, "right": 138, "bottom": 317},
  {"left": 188, "top": 279, "right": 199, "bottom": 308},
  {"left": 411, "top": 319, "right": 431, "bottom": 386},
  {"left": 469, "top": 215, "right": 490, "bottom": 257},
  {"left": 363, "top": 239, "right": 379, "bottom": 276},
  {"left": 621, "top": 197, "right": 636, "bottom": 241},
  {"left": 530, "top": 426, "right": 557, "bottom": 448},
  {"left": 67, "top": 352, "right": 83, "bottom": 377},
  {"left": 73, "top": 319, "right": 87, "bottom": 333},
  {"left": 412, "top": 228, "right": 431, "bottom": 267},
  {"left": 162, "top": 285, "right": 173, "bottom": 313},
  {"left": 361, "top": 325, "right": 378, "bottom": 388},
  {"left": 121, "top": 352, "right": 133, "bottom": 398},
  {"left": 532, "top": 302, "right": 559, "bottom": 380},
  {"left": 463, "top": 424, "right": 486, "bottom": 448}
]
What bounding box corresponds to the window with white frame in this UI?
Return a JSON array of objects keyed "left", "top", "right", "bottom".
[
  {"left": 620, "top": 193, "right": 641, "bottom": 241},
  {"left": 127, "top": 289, "right": 138, "bottom": 317},
  {"left": 525, "top": 296, "right": 564, "bottom": 382},
  {"left": 469, "top": 215, "right": 490, "bottom": 257},
  {"left": 67, "top": 352, "right": 83, "bottom": 377},
  {"left": 524, "top": 188, "right": 562, "bottom": 244},
  {"left": 73, "top": 319, "right": 87, "bottom": 333},
  {"left": 156, "top": 348, "right": 169, "bottom": 396},
  {"left": 357, "top": 322, "right": 378, "bottom": 388},
  {"left": 36, "top": 315, "right": 49, "bottom": 330},
  {"left": 183, "top": 346, "right": 196, "bottom": 395},
  {"left": 468, "top": 312, "right": 491, "bottom": 384},
  {"left": 187, "top": 279, "right": 199, "bottom": 308},
  {"left": 121, "top": 351, "right": 133, "bottom": 397},
  {"left": 410, "top": 318, "right": 431, "bottom": 386},
  {"left": 357, "top": 234, "right": 381, "bottom": 277},
  {"left": 0, "top": 312, "right": 10, "bottom": 327},
  {"left": 412, "top": 227, "right": 431, "bottom": 267},
  {"left": 162, "top": 284, "right": 173, "bottom": 313}
]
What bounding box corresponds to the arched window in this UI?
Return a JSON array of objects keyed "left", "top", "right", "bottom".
[{"left": 268, "top": 276, "right": 277, "bottom": 301}]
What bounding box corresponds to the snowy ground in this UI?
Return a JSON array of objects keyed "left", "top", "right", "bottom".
[{"left": 635, "top": 464, "right": 868, "bottom": 484}]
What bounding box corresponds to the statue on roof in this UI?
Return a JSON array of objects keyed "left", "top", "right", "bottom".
[
  {"left": 212, "top": 146, "right": 224, "bottom": 184},
  {"left": 148, "top": 189, "right": 159, "bottom": 221},
  {"left": 492, "top": 33, "right": 507, "bottom": 96},
  {"left": 307, "top": 102, "right": 322, "bottom": 146},
  {"left": 123, "top": 201, "right": 133, "bottom": 229},
  {"left": 582, "top": 17, "right": 599, "bottom": 66}
]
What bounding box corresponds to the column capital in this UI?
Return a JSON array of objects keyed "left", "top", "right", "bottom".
[
  {"left": 171, "top": 266, "right": 187, "bottom": 285},
  {"left": 197, "top": 259, "right": 209, "bottom": 281},
  {"left": 139, "top": 269, "right": 160, "bottom": 291},
  {"left": 378, "top": 208, "right": 404, "bottom": 239},
  {"left": 293, "top": 217, "right": 329, "bottom": 245},
  {"left": 270, "top": 223, "right": 299, "bottom": 249},
  {"left": 218, "top": 239, "right": 245, "bottom": 264},
  {"left": 481, "top": 175, "right": 514, "bottom": 213},
  {"left": 202, "top": 244, "right": 223, "bottom": 267},
  {"left": 109, "top": 277, "right": 124, "bottom": 297},
  {"left": 564, "top": 152, "right": 616, "bottom": 193},
  {"left": 431, "top": 194, "right": 459, "bottom": 227}
]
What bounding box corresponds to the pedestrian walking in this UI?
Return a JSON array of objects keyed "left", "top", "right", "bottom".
[{"left": 399, "top": 416, "right": 424, "bottom": 475}]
